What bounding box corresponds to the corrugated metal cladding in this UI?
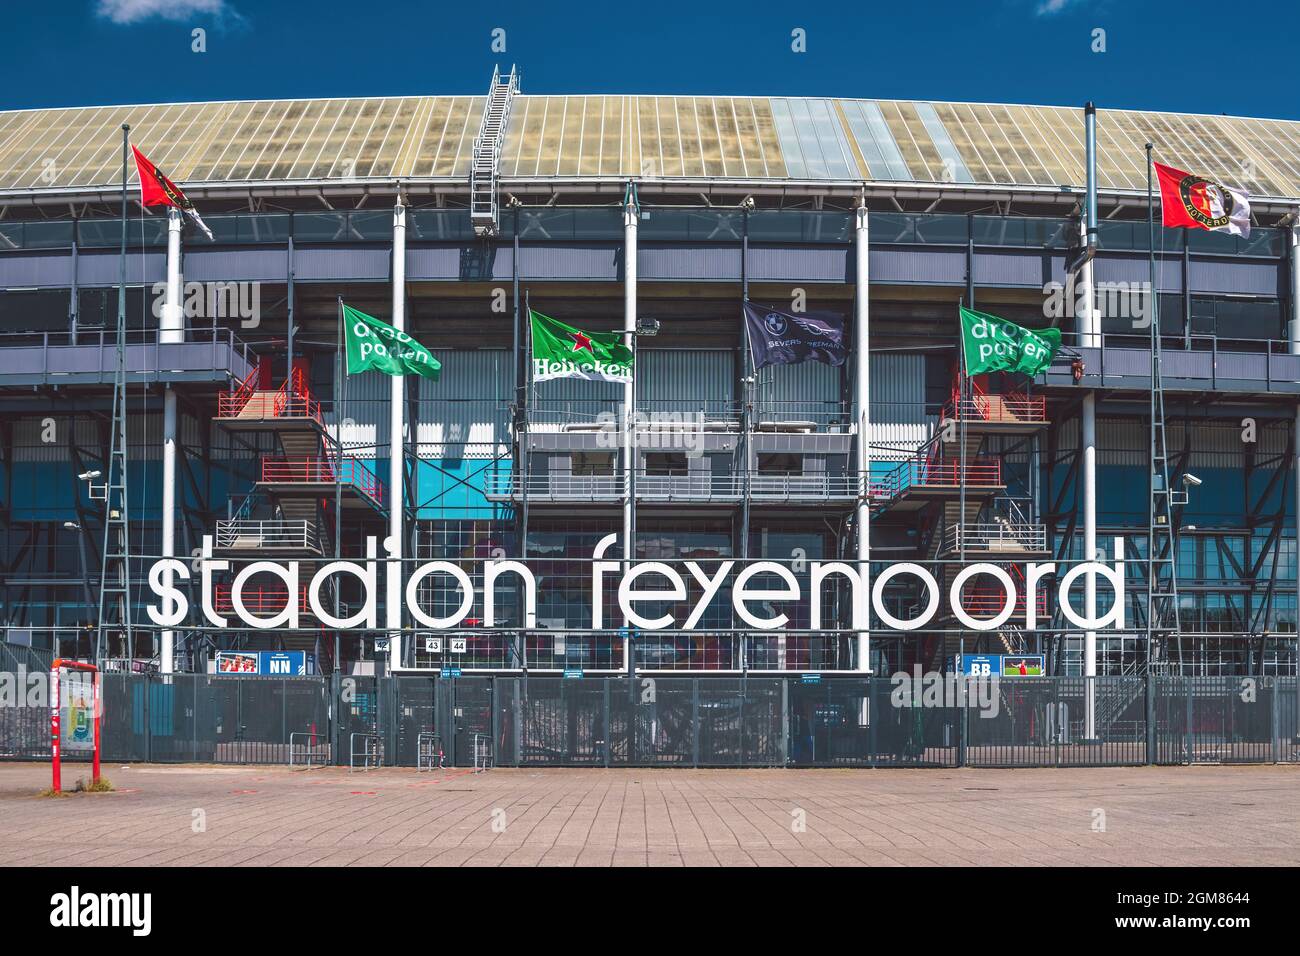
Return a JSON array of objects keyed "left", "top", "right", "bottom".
[
  {"left": 333, "top": 350, "right": 512, "bottom": 458},
  {"left": 0, "top": 252, "right": 72, "bottom": 287},
  {"left": 76, "top": 250, "right": 164, "bottom": 288},
  {"left": 639, "top": 350, "right": 733, "bottom": 413},
  {"left": 520, "top": 245, "right": 619, "bottom": 281},
  {"left": 184, "top": 248, "right": 288, "bottom": 283},
  {"left": 293, "top": 246, "right": 389, "bottom": 282},
  {"left": 1058, "top": 418, "right": 1288, "bottom": 465},
  {"left": 332, "top": 363, "right": 389, "bottom": 453},
  {"left": 747, "top": 246, "right": 851, "bottom": 283},
  {"left": 756, "top": 354, "right": 838, "bottom": 423},
  {"left": 416, "top": 349, "right": 509, "bottom": 460},
  {"left": 868, "top": 353, "right": 933, "bottom": 459}
]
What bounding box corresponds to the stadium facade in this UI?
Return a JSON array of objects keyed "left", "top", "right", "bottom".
[{"left": 1, "top": 71, "right": 1298, "bottom": 682}]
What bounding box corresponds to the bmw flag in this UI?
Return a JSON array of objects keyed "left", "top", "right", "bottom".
[{"left": 743, "top": 301, "right": 848, "bottom": 370}]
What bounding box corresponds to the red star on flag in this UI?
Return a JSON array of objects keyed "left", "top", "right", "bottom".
[{"left": 571, "top": 331, "right": 594, "bottom": 353}]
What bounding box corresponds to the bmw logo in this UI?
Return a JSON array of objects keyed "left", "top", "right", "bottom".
[{"left": 764, "top": 312, "right": 787, "bottom": 336}]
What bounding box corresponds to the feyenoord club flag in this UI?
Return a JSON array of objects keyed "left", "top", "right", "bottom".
[
  {"left": 530, "top": 309, "right": 632, "bottom": 383},
  {"left": 130, "top": 145, "right": 214, "bottom": 241},
  {"left": 343, "top": 304, "right": 442, "bottom": 380},
  {"left": 1154, "top": 162, "right": 1251, "bottom": 239},
  {"left": 743, "top": 302, "right": 848, "bottom": 371},
  {"left": 960, "top": 307, "right": 1061, "bottom": 377}
]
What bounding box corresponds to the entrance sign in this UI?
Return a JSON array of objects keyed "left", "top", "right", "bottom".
[{"left": 146, "top": 535, "right": 1129, "bottom": 635}]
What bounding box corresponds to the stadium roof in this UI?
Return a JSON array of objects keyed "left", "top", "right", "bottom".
[{"left": 1, "top": 94, "right": 1298, "bottom": 203}]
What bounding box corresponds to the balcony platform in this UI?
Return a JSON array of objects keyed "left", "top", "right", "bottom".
[
  {"left": 214, "top": 389, "right": 326, "bottom": 434},
  {"left": 873, "top": 460, "right": 1004, "bottom": 513},
  {"left": 214, "top": 519, "right": 323, "bottom": 556},
  {"left": 0, "top": 328, "right": 255, "bottom": 389},
  {"left": 944, "top": 394, "right": 1049, "bottom": 435},
  {"left": 1041, "top": 340, "right": 1300, "bottom": 396},
  {"left": 483, "top": 472, "right": 864, "bottom": 506},
  {"left": 257, "top": 458, "right": 386, "bottom": 514},
  {"left": 935, "top": 523, "right": 1050, "bottom": 556}
]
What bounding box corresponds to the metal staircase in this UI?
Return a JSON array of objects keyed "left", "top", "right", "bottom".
[
  {"left": 469, "top": 65, "right": 519, "bottom": 237},
  {"left": 211, "top": 366, "right": 385, "bottom": 672}
]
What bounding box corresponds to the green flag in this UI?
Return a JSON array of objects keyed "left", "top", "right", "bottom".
[
  {"left": 530, "top": 309, "right": 632, "bottom": 383},
  {"left": 343, "top": 304, "right": 441, "bottom": 381},
  {"left": 960, "top": 307, "right": 1061, "bottom": 377}
]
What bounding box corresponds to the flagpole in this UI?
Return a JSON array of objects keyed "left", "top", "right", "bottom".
[
  {"left": 1146, "top": 142, "right": 1158, "bottom": 669},
  {"left": 335, "top": 295, "right": 344, "bottom": 671},
  {"left": 521, "top": 290, "right": 531, "bottom": 585},
  {"left": 739, "top": 205, "right": 752, "bottom": 675}
]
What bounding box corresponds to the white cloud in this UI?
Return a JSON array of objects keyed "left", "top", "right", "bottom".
[
  {"left": 96, "top": 0, "right": 239, "bottom": 24},
  {"left": 1036, "top": 0, "right": 1084, "bottom": 13}
]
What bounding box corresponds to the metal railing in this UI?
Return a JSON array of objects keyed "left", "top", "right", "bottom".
[
  {"left": 0, "top": 326, "right": 257, "bottom": 386},
  {"left": 876, "top": 458, "right": 1003, "bottom": 498},
  {"left": 942, "top": 522, "right": 1047, "bottom": 553},
  {"left": 289, "top": 731, "right": 331, "bottom": 768},
  {"left": 213, "top": 585, "right": 311, "bottom": 615},
  {"left": 260, "top": 457, "right": 384, "bottom": 503},
  {"left": 1047, "top": 330, "right": 1300, "bottom": 393},
  {"left": 349, "top": 733, "right": 383, "bottom": 771},
  {"left": 945, "top": 391, "right": 1047, "bottom": 425},
  {"left": 484, "top": 470, "right": 865, "bottom": 501},
  {"left": 417, "top": 733, "right": 445, "bottom": 771},
  {"left": 473, "top": 733, "right": 493, "bottom": 772},
  {"left": 524, "top": 398, "right": 853, "bottom": 428},
  {"left": 1, "top": 210, "right": 1284, "bottom": 255},
  {"left": 215, "top": 519, "right": 317, "bottom": 551}
]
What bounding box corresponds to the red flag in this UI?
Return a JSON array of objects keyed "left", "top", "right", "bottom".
[
  {"left": 1153, "top": 161, "right": 1251, "bottom": 238},
  {"left": 130, "top": 145, "right": 213, "bottom": 240}
]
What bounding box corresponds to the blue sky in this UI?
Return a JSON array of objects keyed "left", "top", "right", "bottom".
[{"left": 2, "top": 0, "right": 1294, "bottom": 119}]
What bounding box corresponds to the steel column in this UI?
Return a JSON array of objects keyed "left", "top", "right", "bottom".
[
  {"left": 853, "top": 202, "right": 871, "bottom": 672},
  {"left": 1291, "top": 212, "right": 1300, "bottom": 736},
  {"left": 160, "top": 208, "right": 183, "bottom": 672},
  {"left": 1080, "top": 103, "right": 1101, "bottom": 736},
  {"left": 388, "top": 200, "right": 406, "bottom": 672},
  {"left": 623, "top": 187, "right": 637, "bottom": 677}
]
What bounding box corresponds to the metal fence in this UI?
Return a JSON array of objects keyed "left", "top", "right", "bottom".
[{"left": 1, "top": 672, "right": 1296, "bottom": 769}]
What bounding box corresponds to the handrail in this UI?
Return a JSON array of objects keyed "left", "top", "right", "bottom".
[
  {"left": 484, "top": 470, "right": 871, "bottom": 500},
  {"left": 215, "top": 518, "right": 316, "bottom": 550},
  {"left": 349, "top": 733, "right": 382, "bottom": 772},
  {"left": 212, "top": 584, "right": 310, "bottom": 615},
  {"left": 260, "top": 457, "right": 384, "bottom": 502},
  {"left": 288, "top": 731, "right": 330, "bottom": 769}
]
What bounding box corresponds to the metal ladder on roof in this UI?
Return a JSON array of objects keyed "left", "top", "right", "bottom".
[{"left": 470, "top": 65, "right": 519, "bottom": 237}]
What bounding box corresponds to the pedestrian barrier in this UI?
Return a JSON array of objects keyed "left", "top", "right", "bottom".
[
  {"left": 417, "top": 732, "right": 445, "bottom": 771},
  {"left": 289, "top": 731, "right": 331, "bottom": 769},
  {"left": 2, "top": 671, "right": 1296, "bottom": 770},
  {"left": 349, "top": 733, "right": 382, "bottom": 771},
  {"left": 473, "top": 733, "right": 493, "bottom": 773}
]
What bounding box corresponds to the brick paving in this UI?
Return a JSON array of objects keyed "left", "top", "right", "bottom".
[{"left": 0, "top": 762, "right": 1297, "bottom": 866}]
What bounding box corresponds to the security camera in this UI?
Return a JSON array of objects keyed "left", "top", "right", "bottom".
[
  {"left": 79, "top": 470, "right": 101, "bottom": 481},
  {"left": 62, "top": 521, "right": 79, "bottom": 530},
  {"left": 1181, "top": 473, "right": 1202, "bottom": 487},
  {"left": 741, "top": 196, "right": 756, "bottom": 210}
]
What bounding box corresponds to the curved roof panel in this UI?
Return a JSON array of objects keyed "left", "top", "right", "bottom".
[{"left": 0, "top": 94, "right": 1296, "bottom": 200}]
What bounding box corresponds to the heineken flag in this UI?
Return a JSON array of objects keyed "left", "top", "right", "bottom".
[
  {"left": 530, "top": 309, "right": 632, "bottom": 383},
  {"left": 743, "top": 301, "right": 848, "bottom": 370},
  {"left": 343, "top": 304, "right": 441, "bottom": 380},
  {"left": 960, "top": 307, "right": 1061, "bottom": 377}
]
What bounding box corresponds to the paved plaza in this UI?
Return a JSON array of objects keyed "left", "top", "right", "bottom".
[{"left": 0, "top": 762, "right": 1297, "bottom": 866}]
